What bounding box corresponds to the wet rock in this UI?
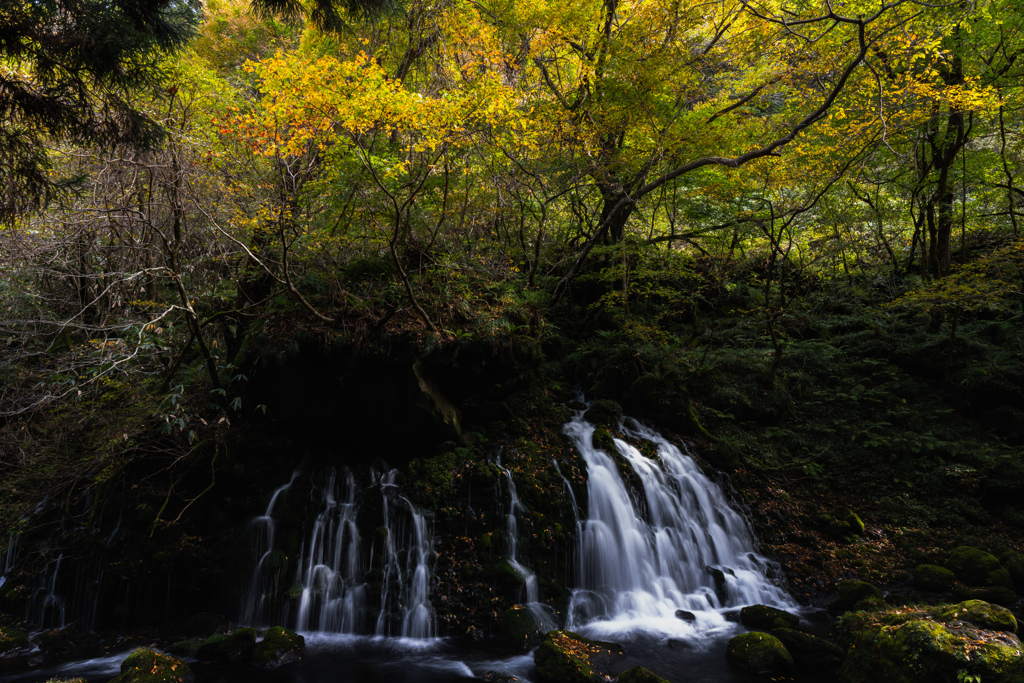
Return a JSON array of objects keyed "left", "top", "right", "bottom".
[
  {"left": 500, "top": 605, "right": 546, "bottom": 650},
  {"left": 196, "top": 627, "right": 256, "bottom": 662},
  {"left": 946, "top": 546, "right": 1013, "bottom": 589},
  {"left": 615, "top": 665, "right": 669, "bottom": 683},
  {"left": 739, "top": 604, "right": 800, "bottom": 629},
  {"left": 583, "top": 400, "right": 622, "bottom": 428},
  {"left": 706, "top": 566, "right": 732, "bottom": 604},
  {"left": 935, "top": 600, "right": 1018, "bottom": 634},
  {"left": 828, "top": 580, "right": 883, "bottom": 614},
  {"left": 725, "top": 632, "right": 793, "bottom": 674},
  {"left": 770, "top": 628, "right": 844, "bottom": 669},
  {"left": 109, "top": 648, "right": 195, "bottom": 683},
  {"left": 253, "top": 626, "right": 304, "bottom": 668},
  {"left": 674, "top": 610, "right": 696, "bottom": 622},
  {"left": 534, "top": 630, "right": 625, "bottom": 683},
  {"left": 43, "top": 678, "right": 86, "bottom": 683},
  {"left": 164, "top": 638, "right": 202, "bottom": 658},
  {"left": 914, "top": 564, "right": 956, "bottom": 592},
  {"left": 0, "top": 626, "right": 28, "bottom": 655},
  {"left": 841, "top": 616, "right": 1024, "bottom": 683}
]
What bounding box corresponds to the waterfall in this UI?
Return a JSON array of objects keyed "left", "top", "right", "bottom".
[
  {"left": 564, "top": 410, "right": 793, "bottom": 639},
  {"left": 27, "top": 553, "right": 66, "bottom": 629},
  {"left": 0, "top": 533, "right": 17, "bottom": 590},
  {"left": 496, "top": 456, "right": 557, "bottom": 632},
  {"left": 239, "top": 467, "right": 436, "bottom": 638}
]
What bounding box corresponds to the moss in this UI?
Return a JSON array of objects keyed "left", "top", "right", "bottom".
[
  {"left": 615, "top": 665, "right": 669, "bottom": 683},
  {"left": 534, "top": 630, "right": 624, "bottom": 683},
  {"left": 253, "top": 626, "right": 304, "bottom": 668},
  {"left": 915, "top": 564, "right": 956, "bottom": 592},
  {"left": 770, "top": 628, "right": 844, "bottom": 669},
  {"left": 109, "top": 648, "right": 195, "bottom": 683},
  {"left": 831, "top": 506, "right": 866, "bottom": 536},
  {"left": 724, "top": 632, "right": 793, "bottom": 674},
  {"left": 583, "top": 400, "right": 622, "bottom": 428},
  {"left": 829, "top": 579, "right": 883, "bottom": 614},
  {"left": 936, "top": 600, "right": 1018, "bottom": 634},
  {"left": 0, "top": 626, "right": 29, "bottom": 654},
  {"left": 499, "top": 605, "right": 545, "bottom": 650},
  {"left": 739, "top": 604, "right": 800, "bottom": 630},
  {"left": 852, "top": 596, "right": 891, "bottom": 612},
  {"left": 953, "top": 584, "right": 1019, "bottom": 607},
  {"left": 946, "top": 546, "right": 1013, "bottom": 588},
  {"left": 196, "top": 627, "right": 257, "bottom": 662},
  {"left": 164, "top": 638, "right": 203, "bottom": 658}
]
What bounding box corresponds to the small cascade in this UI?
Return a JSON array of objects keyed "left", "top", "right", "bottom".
[
  {"left": 496, "top": 456, "right": 557, "bottom": 632},
  {"left": 0, "top": 533, "right": 17, "bottom": 590},
  {"left": 241, "top": 469, "right": 300, "bottom": 627},
  {"left": 27, "top": 553, "right": 66, "bottom": 629},
  {"left": 564, "top": 410, "right": 793, "bottom": 638},
  {"left": 295, "top": 469, "right": 365, "bottom": 632},
  {"left": 239, "top": 467, "right": 436, "bottom": 638}
]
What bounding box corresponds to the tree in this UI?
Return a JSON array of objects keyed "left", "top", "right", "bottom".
[{"left": 0, "top": 0, "right": 198, "bottom": 223}]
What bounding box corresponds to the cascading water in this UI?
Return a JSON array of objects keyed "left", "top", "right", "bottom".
[
  {"left": 565, "top": 410, "right": 794, "bottom": 640},
  {"left": 0, "top": 533, "right": 17, "bottom": 590},
  {"left": 496, "top": 455, "right": 557, "bottom": 632},
  {"left": 239, "top": 467, "right": 436, "bottom": 638}
]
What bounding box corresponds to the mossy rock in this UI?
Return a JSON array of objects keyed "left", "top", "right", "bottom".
[
  {"left": 196, "top": 627, "right": 257, "bottom": 662},
  {"left": 829, "top": 580, "right": 883, "bottom": 614},
  {"left": 109, "top": 648, "right": 195, "bottom": 683},
  {"left": 500, "top": 605, "right": 546, "bottom": 650},
  {"left": 534, "top": 630, "right": 625, "bottom": 683},
  {"left": 936, "top": 600, "right": 1018, "bottom": 634},
  {"left": 915, "top": 564, "right": 956, "bottom": 592},
  {"left": 615, "top": 665, "right": 669, "bottom": 683},
  {"left": 1003, "top": 552, "right": 1024, "bottom": 590},
  {"left": 591, "top": 427, "right": 617, "bottom": 453},
  {"left": 164, "top": 638, "right": 203, "bottom": 658},
  {"left": 0, "top": 626, "right": 29, "bottom": 654},
  {"left": 724, "top": 632, "right": 793, "bottom": 674},
  {"left": 770, "top": 628, "right": 844, "bottom": 669},
  {"left": 841, "top": 617, "right": 1024, "bottom": 683},
  {"left": 946, "top": 546, "right": 1014, "bottom": 589},
  {"left": 953, "top": 584, "right": 1019, "bottom": 608},
  {"left": 44, "top": 679, "right": 87, "bottom": 683},
  {"left": 583, "top": 400, "right": 623, "bottom": 428},
  {"left": 739, "top": 604, "right": 800, "bottom": 630},
  {"left": 831, "top": 507, "right": 866, "bottom": 536},
  {"left": 253, "top": 626, "right": 304, "bottom": 668},
  {"left": 852, "top": 596, "right": 890, "bottom": 612}
]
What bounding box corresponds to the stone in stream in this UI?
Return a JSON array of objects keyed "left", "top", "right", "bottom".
[
  {"left": 828, "top": 579, "right": 884, "bottom": 614},
  {"left": 533, "top": 630, "right": 625, "bottom": 683},
  {"left": 615, "top": 665, "right": 669, "bottom": 683},
  {"left": 914, "top": 564, "right": 956, "bottom": 592},
  {"left": 674, "top": 609, "right": 696, "bottom": 622},
  {"left": 253, "top": 626, "right": 305, "bottom": 668},
  {"left": 770, "top": 627, "right": 844, "bottom": 669},
  {"left": 724, "top": 632, "right": 793, "bottom": 674},
  {"left": 739, "top": 604, "right": 799, "bottom": 629},
  {"left": 108, "top": 648, "right": 195, "bottom": 683}
]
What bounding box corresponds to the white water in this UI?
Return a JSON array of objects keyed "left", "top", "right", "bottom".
[
  {"left": 496, "top": 454, "right": 557, "bottom": 632},
  {"left": 565, "top": 411, "right": 794, "bottom": 641},
  {"left": 240, "top": 468, "right": 436, "bottom": 638}
]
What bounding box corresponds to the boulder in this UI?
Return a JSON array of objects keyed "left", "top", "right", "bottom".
[
  {"left": 534, "top": 630, "right": 625, "bottom": 683},
  {"left": 253, "top": 626, "right": 304, "bottom": 668},
  {"left": 842, "top": 617, "right": 1024, "bottom": 683},
  {"left": 946, "top": 546, "right": 1014, "bottom": 589},
  {"left": 615, "top": 665, "right": 669, "bottom": 683},
  {"left": 583, "top": 400, "right": 623, "bottom": 428},
  {"left": 936, "top": 600, "right": 1018, "bottom": 634},
  {"left": 953, "top": 584, "right": 1019, "bottom": 608},
  {"left": 829, "top": 580, "right": 883, "bottom": 614},
  {"left": 725, "top": 632, "right": 793, "bottom": 674},
  {"left": 770, "top": 628, "right": 844, "bottom": 669},
  {"left": 0, "top": 626, "right": 28, "bottom": 654},
  {"left": 830, "top": 507, "right": 866, "bottom": 536},
  {"left": 740, "top": 604, "right": 800, "bottom": 630},
  {"left": 109, "top": 648, "right": 195, "bottom": 683},
  {"left": 674, "top": 610, "right": 696, "bottom": 622},
  {"left": 500, "top": 605, "right": 547, "bottom": 650},
  {"left": 196, "top": 628, "right": 257, "bottom": 662},
  {"left": 915, "top": 564, "right": 956, "bottom": 592}
]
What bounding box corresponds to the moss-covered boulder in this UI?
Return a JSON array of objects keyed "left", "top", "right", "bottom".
[
  {"left": 500, "top": 605, "right": 547, "bottom": 650},
  {"left": 953, "top": 584, "right": 1019, "bottom": 608},
  {"left": 616, "top": 665, "right": 669, "bottom": 683},
  {"left": 770, "top": 628, "right": 844, "bottom": 669},
  {"left": 829, "top": 580, "right": 883, "bottom": 614},
  {"left": 583, "top": 400, "right": 623, "bottom": 428},
  {"left": 725, "top": 632, "right": 793, "bottom": 674},
  {"left": 0, "top": 626, "right": 29, "bottom": 654},
  {"left": 915, "top": 564, "right": 956, "bottom": 592},
  {"left": 534, "top": 630, "right": 625, "bottom": 683},
  {"left": 196, "top": 627, "right": 257, "bottom": 662},
  {"left": 946, "top": 546, "right": 1014, "bottom": 589},
  {"left": 852, "top": 596, "right": 890, "bottom": 612},
  {"left": 109, "top": 648, "right": 195, "bottom": 683},
  {"left": 253, "top": 626, "right": 304, "bottom": 669},
  {"left": 740, "top": 604, "right": 800, "bottom": 630},
  {"left": 841, "top": 617, "right": 1024, "bottom": 683},
  {"left": 936, "top": 600, "right": 1018, "bottom": 634},
  {"left": 164, "top": 638, "right": 203, "bottom": 658},
  {"left": 830, "top": 507, "right": 866, "bottom": 537}
]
